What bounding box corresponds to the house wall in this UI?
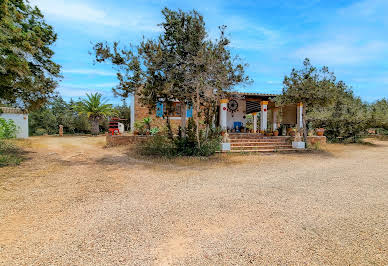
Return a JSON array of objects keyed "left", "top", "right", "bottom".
[
  {"left": 226, "top": 99, "right": 248, "bottom": 129},
  {"left": 281, "top": 104, "right": 297, "bottom": 125},
  {"left": 0, "top": 113, "right": 29, "bottom": 138},
  {"left": 134, "top": 95, "right": 183, "bottom": 131}
]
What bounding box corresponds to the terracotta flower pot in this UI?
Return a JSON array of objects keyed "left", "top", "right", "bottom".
[
  {"left": 316, "top": 128, "right": 325, "bottom": 136},
  {"left": 273, "top": 131, "right": 279, "bottom": 136}
]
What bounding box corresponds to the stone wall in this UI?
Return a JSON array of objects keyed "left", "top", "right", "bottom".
[{"left": 134, "top": 94, "right": 183, "bottom": 131}]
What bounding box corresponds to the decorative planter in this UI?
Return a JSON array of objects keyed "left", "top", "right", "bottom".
[
  {"left": 273, "top": 131, "right": 279, "bottom": 136},
  {"left": 289, "top": 131, "right": 296, "bottom": 137},
  {"left": 316, "top": 128, "right": 325, "bottom": 136}
]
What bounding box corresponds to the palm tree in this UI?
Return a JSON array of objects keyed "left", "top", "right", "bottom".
[{"left": 74, "top": 93, "right": 114, "bottom": 135}]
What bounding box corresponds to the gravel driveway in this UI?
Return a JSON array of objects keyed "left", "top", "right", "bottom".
[{"left": 0, "top": 136, "right": 387, "bottom": 265}]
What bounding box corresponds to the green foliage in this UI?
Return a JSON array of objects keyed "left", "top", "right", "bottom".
[
  {"left": 0, "top": 0, "right": 61, "bottom": 110},
  {"left": 115, "top": 100, "right": 131, "bottom": 131},
  {"left": 0, "top": 117, "right": 18, "bottom": 139},
  {"left": 73, "top": 93, "right": 114, "bottom": 135},
  {"left": 276, "top": 58, "right": 338, "bottom": 109},
  {"left": 134, "top": 120, "right": 146, "bottom": 135},
  {"left": 150, "top": 127, "right": 159, "bottom": 136},
  {"left": 137, "top": 135, "right": 177, "bottom": 157},
  {"left": 28, "top": 96, "right": 91, "bottom": 135},
  {"left": 33, "top": 128, "right": 48, "bottom": 136},
  {"left": 310, "top": 90, "right": 370, "bottom": 142},
  {"left": 370, "top": 99, "right": 388, "bottom": 130},
  {"left": 143, "top": 117, "right": 152, "bottom": 131},
  {"left": 137, "top": 118, "right": 221, "bottom": 157},
  {"left": 0, "top": 140, "right": 23, "bottom": 167},
  {"left": 278, "top": 58, "right": 372, "bottom": 143},
  {"left": 93, "top": 7, "right": 248, "bottom": 148}
]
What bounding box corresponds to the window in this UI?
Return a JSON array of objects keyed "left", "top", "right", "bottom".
[
  {"left": 164, "top": 102, "right": 182, "bottom": 117},
  {"left": 156, "top": 101, "right": 192, "bottom": 118}
]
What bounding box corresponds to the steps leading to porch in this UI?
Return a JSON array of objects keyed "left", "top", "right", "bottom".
[{"left": 227, "top": 133, "right": 297, "bottom": 152}]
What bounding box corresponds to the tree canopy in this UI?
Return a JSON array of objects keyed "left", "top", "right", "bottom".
[
  {"left": 73, "top": 93, "right": 114, "bottom": 135},
  {"left": 93, "top": 8, "right": 249, "bottom": 143},
  {"left": 0, "top": 0, "right": 61, "bottom": 110}
]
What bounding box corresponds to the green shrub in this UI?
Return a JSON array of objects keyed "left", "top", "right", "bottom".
[
  {"left": 34, "top": 128, "right": 48, "bottom": 136},
  {"left": 137, "top": 135, "right": 177, "bottom": 157},
  {"left": 137, "top": 119, "right": 221, "bottom": 157},
  {"left": 0, "top": 140, "right": 23, "bottom": 167},
  {"left": 0, "top": 118, "right": 18, "bottom": 139},
  {"left": 150, "top": 127, "right": 159, "bottom": 136}
]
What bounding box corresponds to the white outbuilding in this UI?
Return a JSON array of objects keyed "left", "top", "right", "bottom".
[{"left": 0, "top": 107, "right": 29, "bottom": 138}]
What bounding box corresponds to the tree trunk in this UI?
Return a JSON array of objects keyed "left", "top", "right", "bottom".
[
  {"left": 180, "top": 102, "right": 187, "bottom": 137},
  {"left": 166, "top": 116, "right": 174, "bottom": 141},
  {"left": 91, "top": 119, "right": 99, "bottom": 135},
  {"left": 303, "top": 106, "right": 308, "bottom": 143},
  {"left": 195, "top": 88, "right": 201, "bottom": 149}
]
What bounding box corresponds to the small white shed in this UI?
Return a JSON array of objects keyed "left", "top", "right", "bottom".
[{"left": 0, "top": 107, "right": 29, "bottom": 138}]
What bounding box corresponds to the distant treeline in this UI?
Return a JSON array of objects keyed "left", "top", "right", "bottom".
[{"left": 28, "top": 96, "right": 131, "bottom": 136}]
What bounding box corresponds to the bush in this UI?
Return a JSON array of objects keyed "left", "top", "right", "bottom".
[
  {"left": 137, "top": 135, "right": 177, "bottom": 157},
  {"left": 136, "top": 118, "right": 221, "bottom": 157},
  {"left": 0, "top": 118, "right": 18, "bottom": 139},
  {"left": 0, "top": 140, "right": 23, "bottom": 167},
  {"left": 34, "top": 128, "right": 48, "bottom": 136}
]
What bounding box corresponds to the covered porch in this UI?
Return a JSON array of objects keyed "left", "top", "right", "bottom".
[{"left": 219, "top": 92, "right": 304, "bottom": 136}]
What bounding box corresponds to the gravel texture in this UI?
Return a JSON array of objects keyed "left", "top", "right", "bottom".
[{"left": 0, "top": 136, "right": 387, "bottom": 265}]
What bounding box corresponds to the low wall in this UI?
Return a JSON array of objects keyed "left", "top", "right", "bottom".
[
  {"left": 106, "top": 135, "right": 151, "bottom": 147},
  {"left": 307, "top": 136, "right": 327, "bottom": 146}
]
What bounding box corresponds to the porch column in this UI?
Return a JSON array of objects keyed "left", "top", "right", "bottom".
[
  {"left": 220, "top": 99, "right": 229, "bottom": 130},
  {"left": 297, "top": 102, "right": 303, "bottom": 130},
  {"left": 252, "top": 112, "right": 257, "bottom": 133},
  {"left": 260, "top": 101, "right": 268, "bottom": 131},
  {"left": 272, "top": 108, "right": 278, "bottom": 130}
]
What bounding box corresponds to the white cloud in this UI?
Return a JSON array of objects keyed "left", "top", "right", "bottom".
[
  {"left": 62, "top": 69, "right": 116, "bottom": 76},
  {"left": 294, "top": 40, "right": 388, "bottom": 65},
  {"left": 30, "top": 0, "right": 120, "bottom": 26},
  {"left": 30, "top": 0, "right": 162, "bottom": 32},
  {"left": 266, "top": 80, "right": 282, "bottom": 85}
]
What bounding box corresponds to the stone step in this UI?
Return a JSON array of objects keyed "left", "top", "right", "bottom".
[
  {"left": 230, "top": 139, "right": 288, "bottom": 143},
  {"left": 227, "top": 149, "right": 298, "bottom": 153},
  {"left": 231, "top": 145, "right": 293, "bottom": 150},
  {"left": 231, "top": 142, "right": 289, "bottom": 146},
  {"left": 229, "top": 135, "right": 290, "bottom": 140}
]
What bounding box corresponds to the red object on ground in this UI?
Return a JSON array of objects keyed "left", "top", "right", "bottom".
[{"left": 108, "top": 117, "right": 124, "bottom": 135}]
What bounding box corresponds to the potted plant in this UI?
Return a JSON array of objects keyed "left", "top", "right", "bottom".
[
  {"left": 288, "top": 128, "right": 296, "bottom": 137},
  {"left": 265, "top": 129, "right": 273, "bottom": 136},
  {"left": 316, "top": 128, "right": 325, "bottom": 136},
  {"left": 143, "top": 117, "right": 152, "bottom": 132},
  {"left": 134, "top": 121, "right": 145, "bottom": 135},
  {"left": 150, "top": 127, "right": 159, "bottom": 136},
  {"left": 273, "top": 130, "right": 279, "bottom": 136}
]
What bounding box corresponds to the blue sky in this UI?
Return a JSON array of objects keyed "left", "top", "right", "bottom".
[{"left": 30, "top": 0, "right": 388, "bottom": 105}]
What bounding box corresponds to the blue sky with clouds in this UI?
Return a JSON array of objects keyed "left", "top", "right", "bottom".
[{"left": 30, "top": 0, "right": 388, "bottom": 105}]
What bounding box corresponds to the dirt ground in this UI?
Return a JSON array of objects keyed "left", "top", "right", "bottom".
[{"left": 0, "top": 136, "right": 387, "bottom": 265}]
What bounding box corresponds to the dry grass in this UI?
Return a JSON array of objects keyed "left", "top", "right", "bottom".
[{"left": 0, "top": 136, "right": 387, "bottom": 265}]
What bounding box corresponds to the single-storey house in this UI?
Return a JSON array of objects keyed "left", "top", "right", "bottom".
[{"left": 130, "top": 92, "right": 304, "bottom": 135}]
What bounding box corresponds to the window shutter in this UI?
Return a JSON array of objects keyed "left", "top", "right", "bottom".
[
  {"left": 186, "top": 105, "right": 193, "bottom": 118},
  {"left": 156, "top": 102, "right": 163, "bottom": 117}
]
